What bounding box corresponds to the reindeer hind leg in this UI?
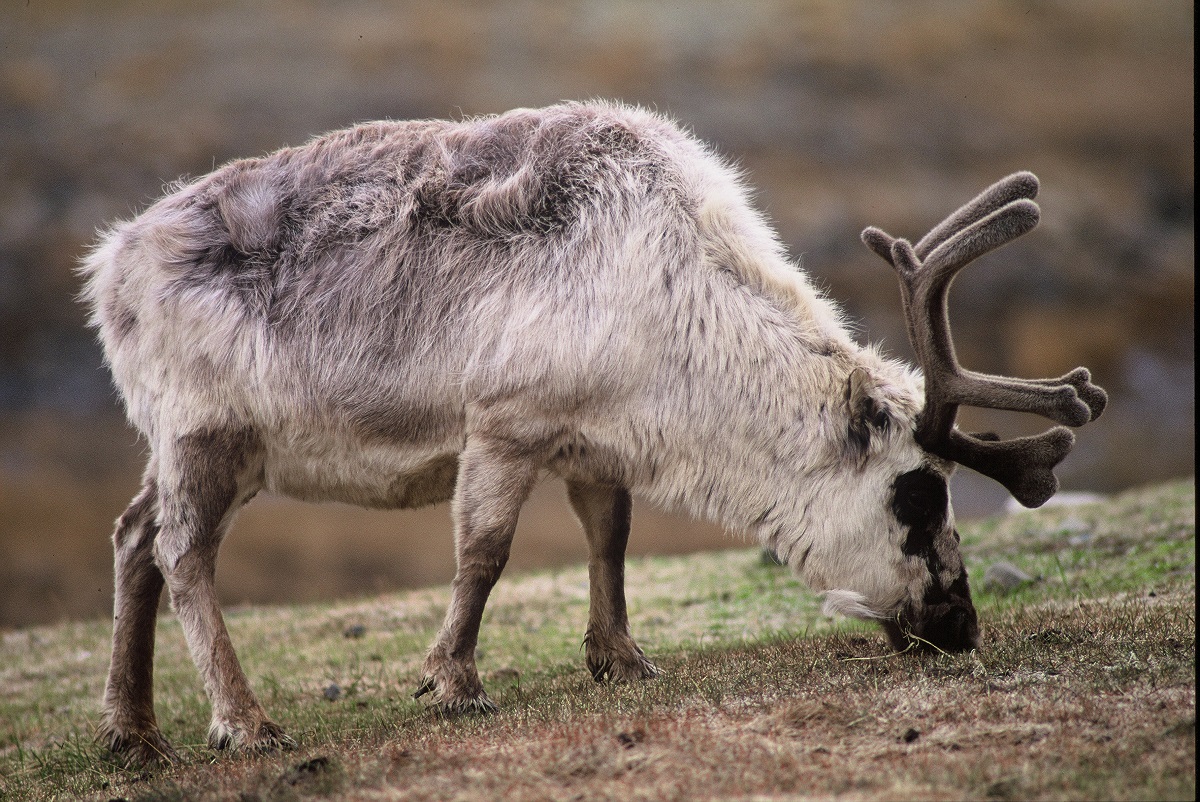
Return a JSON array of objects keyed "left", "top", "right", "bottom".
[
  {"left": 99, "top": 468, "right": 179, "bottom": 766},
  {"left": 154, "top": 428, "right": 292, "bottom": 754},
  {"left": 567, "top": 481, "right": 660, "bottom": 683}
]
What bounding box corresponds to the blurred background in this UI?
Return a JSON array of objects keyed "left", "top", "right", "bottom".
[{"left": 0, "top": 0, "right": 1192, "bottom": 628}]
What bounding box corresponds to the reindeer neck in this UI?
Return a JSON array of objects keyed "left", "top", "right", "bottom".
[{"left": 621, "top": 285, "right": 885, "bottom": 539}]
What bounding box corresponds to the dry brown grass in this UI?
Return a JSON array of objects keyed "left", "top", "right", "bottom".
[{"left": 80, "top": 590, "right": 1193, "bottom": 802}]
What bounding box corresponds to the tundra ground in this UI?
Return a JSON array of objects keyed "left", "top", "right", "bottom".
[{"left": 0, "top": 478, "right": 1193, "bottom": 801}]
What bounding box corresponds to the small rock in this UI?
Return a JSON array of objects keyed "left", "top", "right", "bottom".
[
  {"left": 983, "top": 561, "right": 1036, "bottom": 594},
  {"left": 1060, "top": 515, "right": 1094, "bottom": 547},
  {"left": 1059, "top": 515, "right": 1089, "bottom": 534},
  {"left": 343, "top": 624, "right": 366, "bottom": 639},
  {"left": 323, "top": 683, "right": 342, "bottom": 701}
]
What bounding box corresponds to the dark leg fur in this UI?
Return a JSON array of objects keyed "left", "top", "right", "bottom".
[
  {"left": 99, "top": 474, "right": 180, "bottom": 766},
  {"left": 567, "top": 481, "right": 660, "bottom": 682}
]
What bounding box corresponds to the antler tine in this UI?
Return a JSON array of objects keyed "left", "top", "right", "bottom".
[
  {"left": 908, "top": 199, "right": 1105, "bottom": 428},
  {"left": 861, "top": 172, "right": 1108, "bottom": 508},
  {"left": 1019, "top": 368, "right": 1108, "bottom": 420},
  {"left": 861, "top": 226, "right": 898, "bottom": 267},
  {"left": 913, "top": 171, "right": 1039, "bottom": 259},
  {"left": 888, "top": 199, "right": 1064, "bottom": 410},
  {"left": 943, "top": 427, "right": 1076, "bottom": 508},
  {"left": 859, "top": 170, "right": 1038, "bottom": 268}
]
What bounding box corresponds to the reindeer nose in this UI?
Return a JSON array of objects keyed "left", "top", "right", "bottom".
[{"left": 921, "top": 603, "right": 980, "bottom": 653}]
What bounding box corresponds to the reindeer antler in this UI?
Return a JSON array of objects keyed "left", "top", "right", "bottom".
[{"left": 861, "top": 172, "right": 1107, "bottom": 507}]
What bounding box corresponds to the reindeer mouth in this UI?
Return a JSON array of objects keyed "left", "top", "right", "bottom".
[
  {"left": 820, "top": 589, "right": 979, "bottom": 653},
  {"left": 882, "top": 597, "right": 980, "bottom": 654}
]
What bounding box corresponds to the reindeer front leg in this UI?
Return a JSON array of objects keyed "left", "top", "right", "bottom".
[
  {"left": 567, "top": 481, "right": 660, "bottom": 682},
  {"left": 416, "top": 436, "right": 538, "bottom": 713}
]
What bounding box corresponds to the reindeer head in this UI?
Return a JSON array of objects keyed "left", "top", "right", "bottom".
[{"left": 847, "top": 172, "right": 1107, "bottom": 653}]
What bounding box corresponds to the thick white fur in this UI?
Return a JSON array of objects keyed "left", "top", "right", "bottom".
[{"left": 81, "top": 101, "right": 938, "bottom": 621}]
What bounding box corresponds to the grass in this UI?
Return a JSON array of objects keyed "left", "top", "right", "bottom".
[{"left": 0, "top": 478, "right": 1193, "bottom": 801}]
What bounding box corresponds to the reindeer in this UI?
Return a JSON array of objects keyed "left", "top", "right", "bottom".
[{"left": 79, "top": 101, "right": 1105, "bottom": 765}]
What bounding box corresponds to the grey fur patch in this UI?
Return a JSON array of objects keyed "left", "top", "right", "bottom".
[
  {"left": 347, "top": 401, "right": 462, "bottom": 447},
  {"left": 104, "top": 295, "right": 139, "bottom": 344},
  {"left": 216, "top": 167, "right": 285, "bottom": 255}
]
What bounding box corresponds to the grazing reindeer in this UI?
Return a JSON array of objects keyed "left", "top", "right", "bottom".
[{"left": 80, "top": 101, "right": 1105, "bottom": 764}]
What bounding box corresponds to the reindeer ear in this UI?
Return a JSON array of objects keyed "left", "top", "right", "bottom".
[{"left": 845, "top": 369, "right": 891, "bottom": 464}]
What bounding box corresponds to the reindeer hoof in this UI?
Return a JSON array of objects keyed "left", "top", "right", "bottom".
[
  {"left": 437, "top": 693, "right": 499, "bottom": 716},
  {"left": 209, "top": 717, "right": 296, "bottom": 754},
  {"left": 101, "top": 724, "right": 181, "bottom": 767},
  {"left": 414, "top": 675, "right": 498, "bottom": 716},
  {"left": 586, "top": 644, "right": 662, "bottom": 683}
]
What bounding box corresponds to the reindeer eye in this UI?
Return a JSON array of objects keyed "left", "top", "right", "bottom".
[{"left": 892, "top": 468, "right": 949, "bottom": 555}]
